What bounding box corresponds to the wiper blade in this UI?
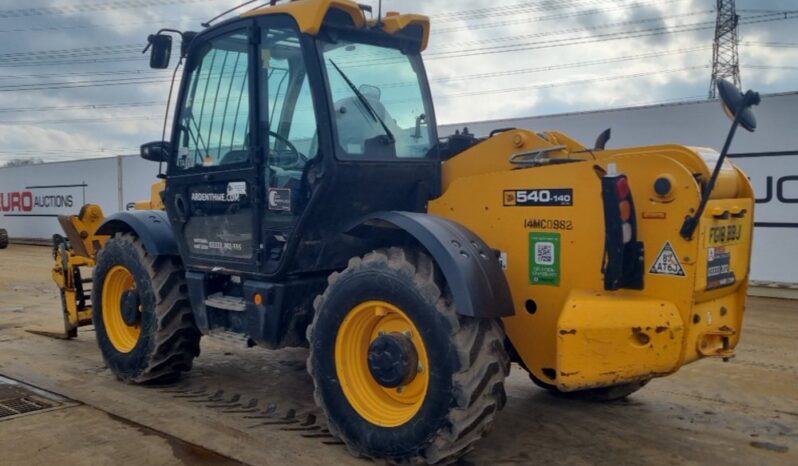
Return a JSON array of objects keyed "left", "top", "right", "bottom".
[{"left": 328, "top": 59, "right": 395, "bottom": 144}]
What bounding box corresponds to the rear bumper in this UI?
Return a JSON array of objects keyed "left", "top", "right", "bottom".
[
  {"left": 554, "top": 285, "right": 746, "bottom": 391},
  {"left": 555, "top": 290, "right": 684, "bottom": 391}
]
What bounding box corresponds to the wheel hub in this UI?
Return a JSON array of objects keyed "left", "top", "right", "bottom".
[
  {"left": 367, "top": 332, "right": 419, "bottom": 388},
  {"left": 120, "top": 289, "right": 141, "bottom": 326}
]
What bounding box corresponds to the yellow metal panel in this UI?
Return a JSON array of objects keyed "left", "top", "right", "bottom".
[
  {"left": 134, "top": 181, "right": 166, "bottom": 211},
  {"left": 432, "top": 159, "right": 619, "bottom": 382},
  {"left": 439, "top": 130, "right": 582, "bottom": 191},
  {"left": 431, "top": 135, "right": 754, "bottom": 389},
  {"left": 242, "top": 1, "right": 430, "bottom": 49},
  {"left": 378, "top": 14, "right": 431, "bottom": 51},
  {"left": 555, "top": 290, "right": 684, "bottom": 390},
  {"left": 242, "top": 0, "right": 366, "bottom": 34}
]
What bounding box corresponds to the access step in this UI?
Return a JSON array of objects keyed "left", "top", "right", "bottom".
[{"left": 204, "top": 293, "right": 247, "bottom": 312}]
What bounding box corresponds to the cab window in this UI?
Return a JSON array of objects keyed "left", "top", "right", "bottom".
[
  {"left": 176, "top": 30, "right": 251, "bottom": 170},
  {"left": 321, "top": 40, "right": 434, "bottom": 160},
  {"left": 260, "top": 27, "right": 319, "bottom": 214}
]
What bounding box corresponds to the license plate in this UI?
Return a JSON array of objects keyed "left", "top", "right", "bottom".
[{"left": 705, "top": 223, "right": 743, "bottom": 248}]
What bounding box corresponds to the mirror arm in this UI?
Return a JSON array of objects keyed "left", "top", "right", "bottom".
[{"left": 679, "top": 91, "right": 755, "bottom": 240}]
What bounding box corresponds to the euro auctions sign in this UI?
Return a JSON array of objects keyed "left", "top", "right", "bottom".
[{"left": 0, "top": 190, "right": 77, "bottom": 213}]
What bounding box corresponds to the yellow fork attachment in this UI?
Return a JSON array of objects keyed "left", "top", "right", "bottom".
[{"left": 31, "top": 204, "right": 107, "bottom": 339}]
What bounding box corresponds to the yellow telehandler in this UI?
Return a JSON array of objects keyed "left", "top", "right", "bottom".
[{"left": 51, "top": 0, "right": 758, "bottom": 463}]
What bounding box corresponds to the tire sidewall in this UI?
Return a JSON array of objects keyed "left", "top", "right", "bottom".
[
  {"left": 311, "top": 263, "right": 460, "bottom": 459},
  {"left": 92, "top": 237, "right": 158, "bottom": 381}
]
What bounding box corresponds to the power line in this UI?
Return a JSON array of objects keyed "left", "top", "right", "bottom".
[
  {"left": 424, "top": 46, "right": 710, "bottom": 84},
  {"left": 434, "top": 10, "right": 716, "bottom": 50},
  {"left": 432, "top": 66, "right": 710, "bottom": 100},
  {"left": 0, "top": 56, "right": 143, "bottom": 68},
  {"left": 0, "top": 101, "right": 164, "bottom": 113},
  {"left": 0, "top": 76, "right": 174, "bottom": 92},
  {"left": 436, "top": 0, "right": 695, "bottom": 35},
  {"left": 430, "top": 11, "right": 797, "bottom": 58},
  {"left": 0, "top": 115, "right": 154, "bottom": 125},
  {"left": 0, "top": 0, "right": 221, "bottom": 19},
  {"left": 0, "top": 44, "right": 141, "bottom": 61},
  {"left": 0, "top": 45, "right": 710, "bottom": 101},
  {"left": 0, "top": 68, "right": 157, "bottom": 81},
  {"left": 3, "top": 10, "right": 793, "bottom": 70},
  {"left": 742, "top": 64, "right": 798, "bottom": 71},
  {"left": 743, "top": 41, "right": 798, "bottom": 48},
  {"left": 432, "top": 0, "right": 606, "bottom": 22},
  {"left": 2, "top": 66, "right": 710, "bottom": 123},
  {"left": 410, "top": 12, "right": 798, "bottom": 62}
]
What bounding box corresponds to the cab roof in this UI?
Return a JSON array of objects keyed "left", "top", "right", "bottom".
[{"left": 241, "top": 0, "right": 430, "bottom": 50}]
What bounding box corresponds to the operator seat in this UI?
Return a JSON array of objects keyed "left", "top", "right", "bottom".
[{"left": 334, "top": 96, "right": 400, "bottom": 157}]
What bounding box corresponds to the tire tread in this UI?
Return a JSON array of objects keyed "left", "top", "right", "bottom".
[
  {"left": 308, "top": 247, "right": 509, "bottom": 465},
  {"left": 95, "top": 233, "right": 200, "bottom": 384}
]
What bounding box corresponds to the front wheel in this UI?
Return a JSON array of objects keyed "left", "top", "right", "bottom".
[
  {"left": 308, "top": 247, "right": 509, "bottom": 464},
  {"left": 92, "top": 232, "right": 201, "bottom": 384}
]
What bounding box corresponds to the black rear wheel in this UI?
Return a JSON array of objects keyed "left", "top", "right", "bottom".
[
  {"left": 0, "top": 228, "right": 8, "bottom": 249},
  {"left": 92, "top": 232, "right": 200, "bottom": 384},
  {"left": 308, "top": 247, "right": 509, "bottom": 464}
]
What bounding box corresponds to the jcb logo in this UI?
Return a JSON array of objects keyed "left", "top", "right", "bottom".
[
  {"left": 504, "top": 192, "right": 517, "bottom": 206},
  {"left": 503, "top": 188, "right": 574, "bottom": 207}
]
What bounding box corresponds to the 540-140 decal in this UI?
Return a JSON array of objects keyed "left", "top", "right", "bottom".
[{"left": 504, "top": 188, "right": 573, "bottom": 207}]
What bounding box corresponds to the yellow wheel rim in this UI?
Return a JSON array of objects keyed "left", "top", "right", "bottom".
[
  {"left": 335, "top": 300, "right": 430, "bottom": 428},
  {"left": 102, "top": 265, "right": 141, "bottom": 353}
]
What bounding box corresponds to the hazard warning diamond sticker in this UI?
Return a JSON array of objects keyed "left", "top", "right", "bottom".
[{"left": 649, "top": 241, "right": 686, "bottom": 276}]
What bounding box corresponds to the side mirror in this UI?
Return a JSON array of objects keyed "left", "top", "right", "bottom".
[
  {"left": 717, "top": 79, "right": 761, "bottom": 133},
  {"left": 147, "top": 34, "right": 172, "bottom": 69},
  {"left": 141, "top": 141, "right": 171, "bottom": 163}
]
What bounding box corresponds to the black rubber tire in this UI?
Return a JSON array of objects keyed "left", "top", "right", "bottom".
[
  {"left": 529, "top": 371, "right": 650, "bottom": 401},
  {"left": 308, "top": 247, "right": 509, "bottom": 465},
  {"left": 92, "top": 232, "right": 200, "bottom": 384},
  {"left": 0, "top": 229, "right": 8, "bottom": 249}
]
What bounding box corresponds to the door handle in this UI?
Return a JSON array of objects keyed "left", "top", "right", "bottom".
[{"left": 174, "top": 193, "right": 188, "bottom": 221}]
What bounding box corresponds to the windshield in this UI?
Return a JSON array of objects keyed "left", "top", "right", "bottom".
[{"left": 321, "top": 40, "right": 435, "bottom": 160}]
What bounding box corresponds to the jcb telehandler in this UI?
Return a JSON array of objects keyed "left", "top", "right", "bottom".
[{"left": 51, "top": 0, "right": 759, "bottom": 463}]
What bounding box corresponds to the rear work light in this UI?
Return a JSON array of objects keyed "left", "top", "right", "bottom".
[{"left": 601, "top": 164, "right": 645, "bottom": 290}]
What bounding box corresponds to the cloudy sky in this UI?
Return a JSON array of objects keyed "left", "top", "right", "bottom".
[{"left": 0, "top": 0, "right": 796, "bottom": 164}]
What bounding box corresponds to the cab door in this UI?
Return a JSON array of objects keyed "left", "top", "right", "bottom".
[
  {"left": 164, "top": 23, "right": 262, "bottom": 273},
  {"left": 255, "top": 17, "right": 326, "bottom": 273}
]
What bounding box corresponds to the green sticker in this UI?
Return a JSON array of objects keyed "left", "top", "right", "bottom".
[{"left": 529, "top": 232, "right": 561, "bottom": 286}]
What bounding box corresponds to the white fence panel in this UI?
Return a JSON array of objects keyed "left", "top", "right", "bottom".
[{"left": 0, "top": 157, "right": 121, "bottom": 241}]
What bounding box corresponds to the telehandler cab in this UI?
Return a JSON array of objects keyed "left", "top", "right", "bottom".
[{"left": 50, "top": 0, "right": 759, "bottom": 463}]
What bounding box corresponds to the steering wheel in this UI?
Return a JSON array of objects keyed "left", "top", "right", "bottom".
[{"left": 268, "top": 130, "right": 305, "bottom": 168}]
